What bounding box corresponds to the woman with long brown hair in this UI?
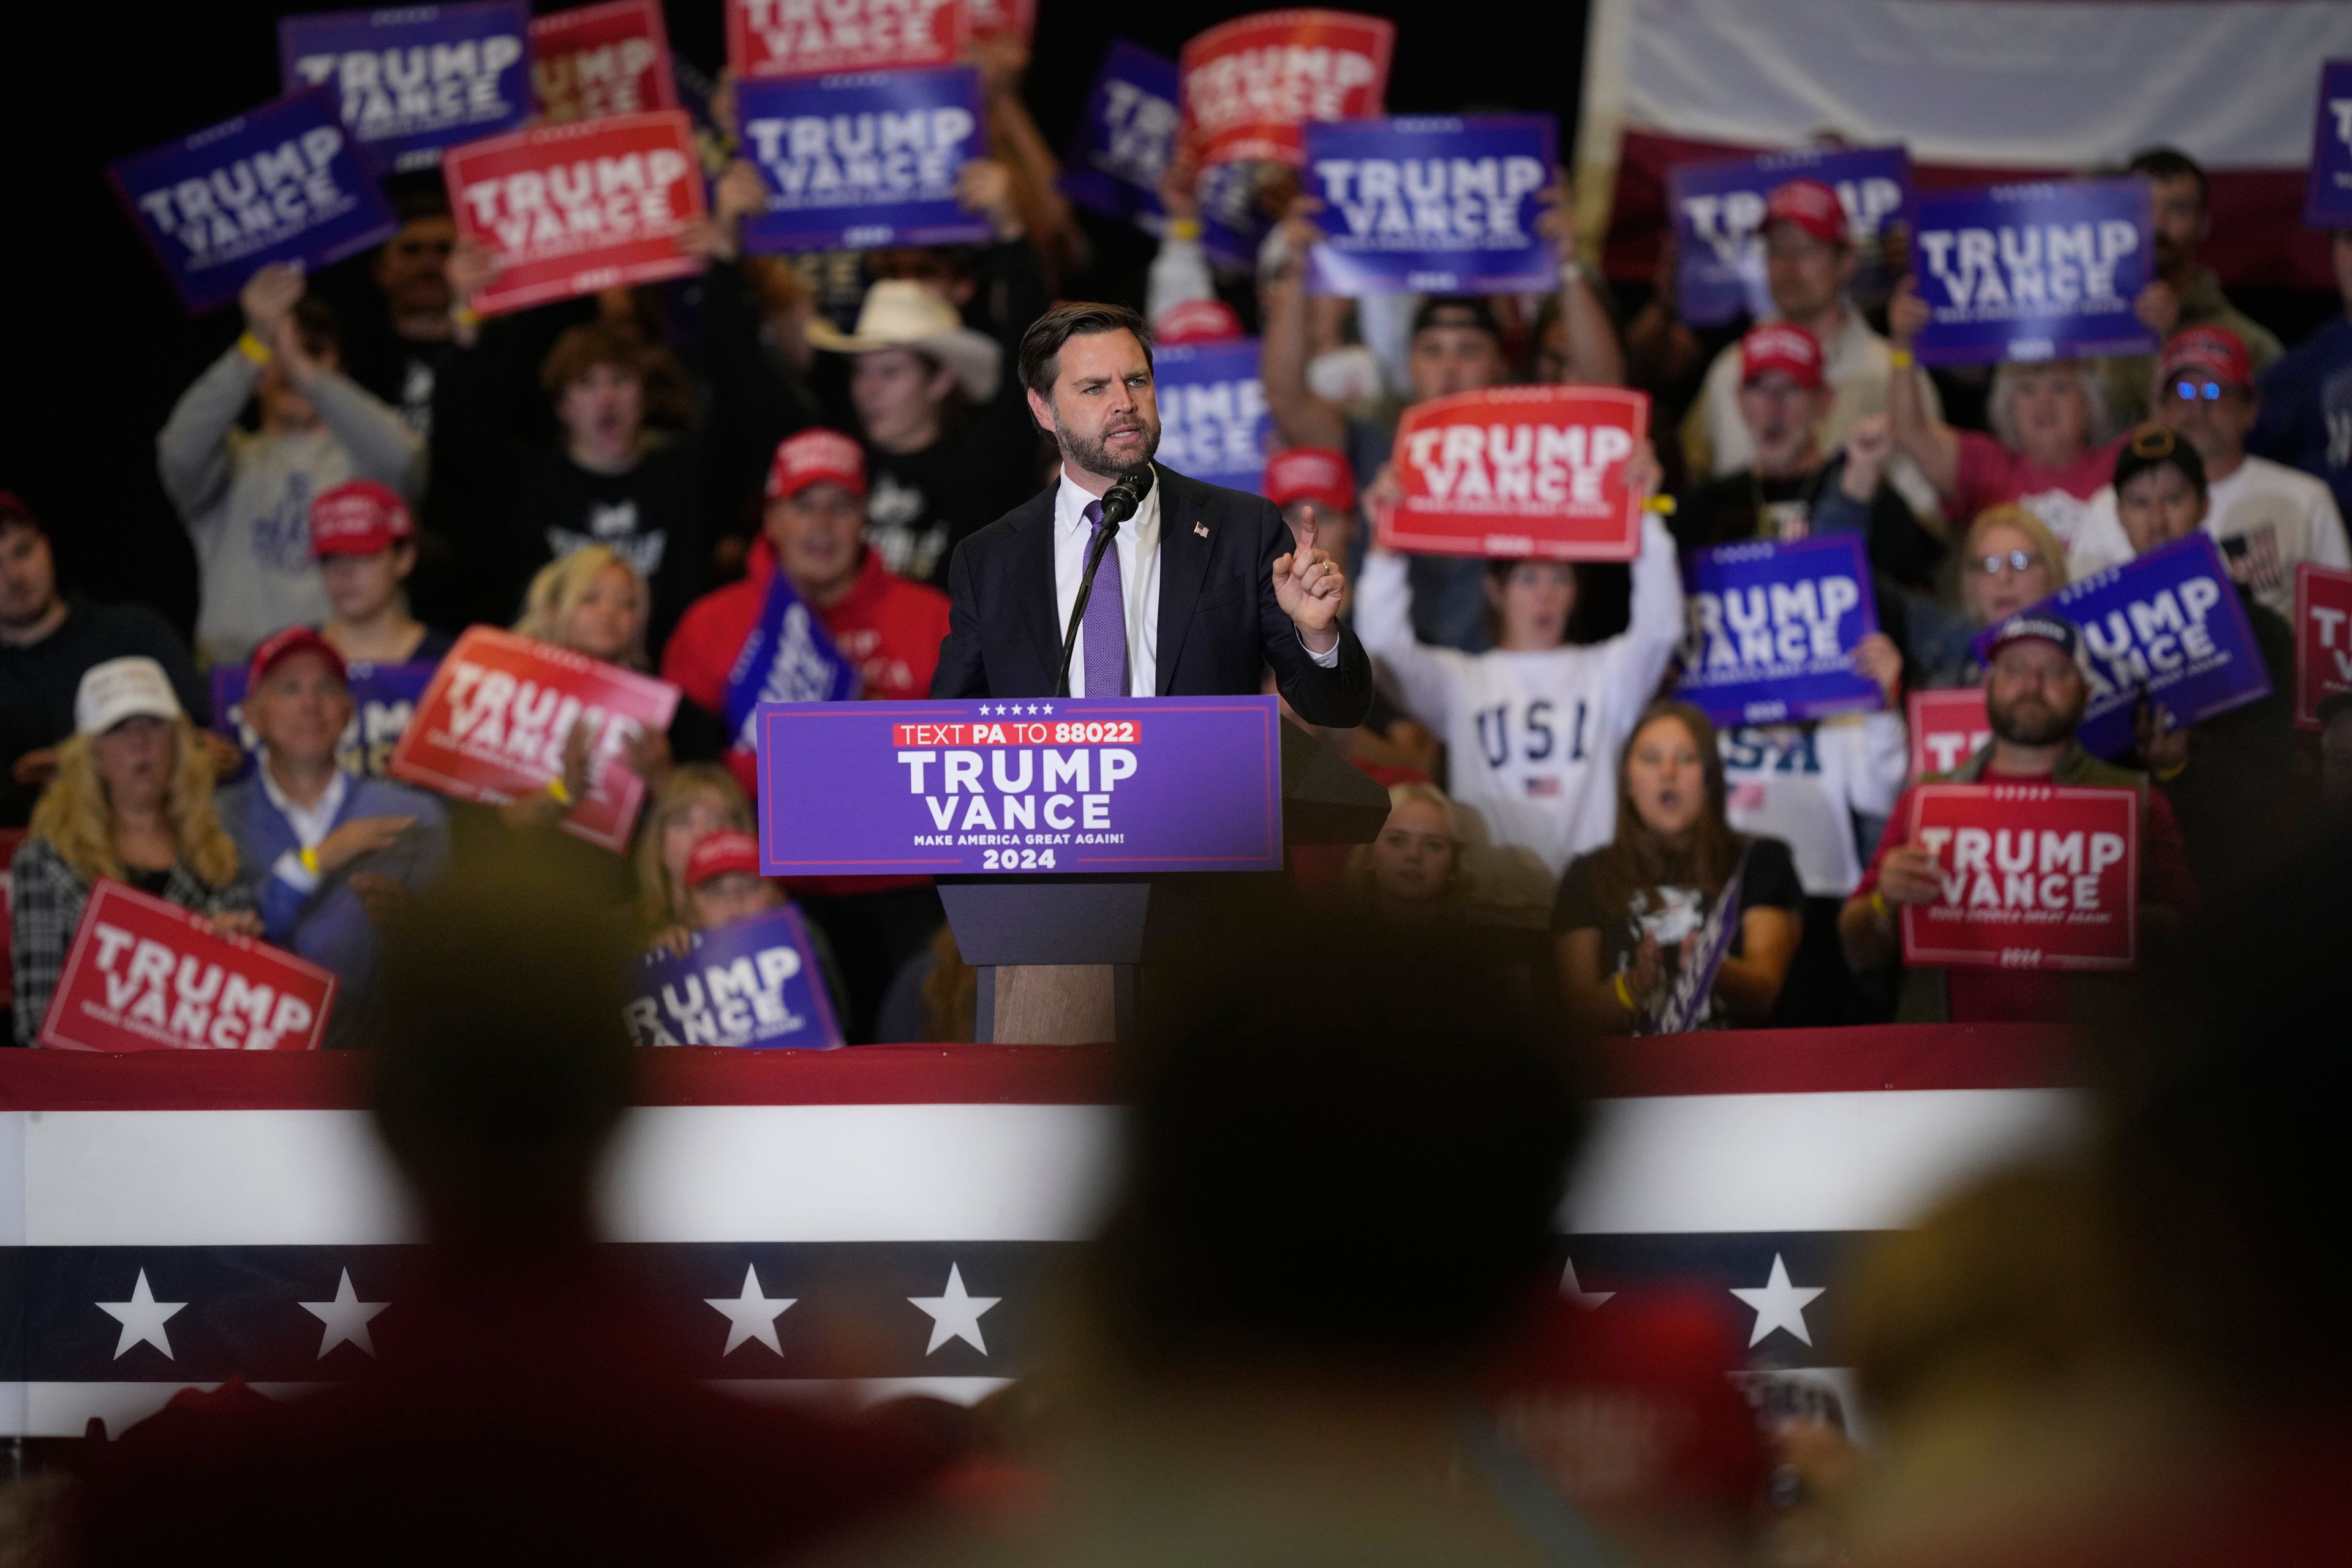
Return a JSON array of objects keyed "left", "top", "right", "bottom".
[
  {"left": 1551, "top": 701, "right": 1801, "bottom": 1034},
  {"left": 10, "top": 658, "right": 255, "bottom": 1044}
]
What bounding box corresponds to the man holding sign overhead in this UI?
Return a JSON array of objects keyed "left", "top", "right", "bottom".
[{"left": 932, "top": 303, "right": 1373, "bottom": 724}]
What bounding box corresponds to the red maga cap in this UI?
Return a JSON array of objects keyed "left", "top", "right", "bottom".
[
  {"left": 684, "top": 829, "right": 763, "bottom": 888},
  {"left": 1262, "top": 447, "right": 1357, "bottom": 515},
  {"left": 249, "top": 625, "right": 349, "bottom": 689},
  {"left": 1763, "top": 178, "right": 1848, "bottom": 247},
  {"left": 1739, "top": 322, "right": 1825, "bottom": 390},
  {"left": 1154, "top": 297, "right": 1245, "bottom": 344},
  {"left": 2158, "top": 325, "right": 2253, "bottom": 388},
  {"left": 308, "top": 480, "right": 415, "bottom": 558},
  {"left": 766, "top": 429, "right": 869, "bottom": 502}
]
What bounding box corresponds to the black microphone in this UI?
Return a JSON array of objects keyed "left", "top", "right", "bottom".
[{"left": 1054, "top": 465, "right": 1155, "bottom": 699}]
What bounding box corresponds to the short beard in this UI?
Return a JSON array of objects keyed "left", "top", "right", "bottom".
[
  {"left": 1988, "top": 692, "right": 2079, "bottom": 747},
  {"left": 1056, "top": 417, "right": 1159, "bottom": 480}
]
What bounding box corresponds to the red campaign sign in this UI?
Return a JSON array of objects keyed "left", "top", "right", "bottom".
[
  {"left": 388, "top": 627, "right": 681, "bottom": 853},
  {"left": 442, "top": 111, "right": 705, "bottom": 317},
  {"left": 1898, "top": 784, "right": 2138, "bottom": 973},
  {"left": 963, "top": 0, "right": 1033, "bottom": 41},
  {"left": 530, "top": 0, "right": 679, "bottom": 124},
  {"left": 1906, "top": 687, "right": 1991, "bottom": 782},
  {"left": 2294, "top": 561, "right": 2352, "bottom": 731},
  {"left": 726, "top": 0, "right": 967, "bottom": 79},
  {"left": 1178, "top": 9, "right": 1393, "bottom": 167},
  {"left": 39, "top": 881, "right": 334, "bottom": 1053},
  {"left": 1380, "top": 386, "right": 1649, "bottom": 561}
]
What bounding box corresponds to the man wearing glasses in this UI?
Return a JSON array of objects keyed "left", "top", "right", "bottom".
[{"left": 2073, "top": 328, "right": 2346, "bottom": 617}]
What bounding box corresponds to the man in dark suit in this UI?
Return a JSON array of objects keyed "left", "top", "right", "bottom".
[{"left": 931, "top": 303, "right": 1374, "bottom": 728}]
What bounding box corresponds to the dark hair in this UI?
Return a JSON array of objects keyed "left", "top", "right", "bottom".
[
  {"left": 2113, "top": 422, "right": 2207, "bottom": 497},
  {"left": 1019, "top": 302, "right": 1153, "bottom": 398},
  {"left": 540, "top": 321, "right": 651, "bottom": 398},
  {"left": 0, "top": 491, "right": 40, "bottom": 536},
  {"left": 2128, "top": 146, "right": 2209, "bottom": 209},
  {"left": 391, "top": 187, "right": 454, "bottom": 227},
  {"left": 1411, "top": 295, "right": 1504, "bottom": 344},
  {"left": 1589, "top": 699, "right": 1744, "bottom": 919}
]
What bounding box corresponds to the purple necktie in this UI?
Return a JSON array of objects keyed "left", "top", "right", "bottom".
[{"left": 1080, "top": 499, "right": 1129, "bottom": 698}]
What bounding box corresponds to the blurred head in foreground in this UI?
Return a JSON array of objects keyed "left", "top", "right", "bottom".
[{"left": 372, "top": 840, "right": 639, "bottom": 1246}]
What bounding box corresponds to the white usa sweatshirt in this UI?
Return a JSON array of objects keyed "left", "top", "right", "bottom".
[
  {"left": 1717, "top": 711, "right": 1909, "bottom": 899},
  {"left": 1355, "top": 513, "right": 1686, "bottom": 876},
  {"left": 157, "top": 345, "right": 425, "bottom": 668}
]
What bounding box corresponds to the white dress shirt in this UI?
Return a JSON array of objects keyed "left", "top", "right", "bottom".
[
  {"left": 1050, "top": 466, "right": 1338, "bottom": 698},
  {"left": 260, "top": 762, "right": 348, "bottom": 894}
]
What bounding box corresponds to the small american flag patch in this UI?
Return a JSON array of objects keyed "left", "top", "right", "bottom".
[{"left": 1525, "top": 776, "right": 1562, "bottom": 797}]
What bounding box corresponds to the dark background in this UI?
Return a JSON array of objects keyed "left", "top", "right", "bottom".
[{"left": 0, "top": 1, "right": 1589, "bottom": 643}]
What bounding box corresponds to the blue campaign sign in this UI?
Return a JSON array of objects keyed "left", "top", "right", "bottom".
[
  {"left": 756, "top": 698, "right": 1284, "bottom": 876},
  {"left": 1303, "top": 115, "right": 1558, "bottom": 295},
  {"left": 1909, "top": 178, "right": 2157, "bottom": 366},
  {"left": 1668, "top": 145, "right": 1910, "bottom": 328},
  {"left": 1152, "top": 340, "right": 1272, "bottom": 496},
  {"left": 108, "top": 90, "right": 399, "bottom": 314},
  {"left": 1196, "top": 158, "right": 1276, "bottom": 270},
  {"left": 1972, "top": 532, "right": 2273, "bottom": 759},
  {"left": 2306, "top": 61, "right": 2352, "bottom": 227},
  {"left": 1678, "top": 535, "right": 1883, "bottom": 726},
  {"left": 279, "top": 2, "right": 532, "bottom": 172},
  {"left": 211, "top": 660, "right": 440, "bottom": 782},
  {"left": 625, "top": 906, "right": 843, "bottom": 1050},
  {"left": 1060, "top": 40, "right": 1180, "bottom": 230},
  {"left": 737, "top": 68, "right": 992, "bottom": 253}
]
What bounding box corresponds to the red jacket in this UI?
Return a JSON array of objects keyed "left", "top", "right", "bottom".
[{"left": 662, "top": 548, "right": 949, "bottom": 894}]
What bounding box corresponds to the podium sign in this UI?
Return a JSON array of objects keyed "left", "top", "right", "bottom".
[{"left": 756, "top": 697, "right": 1284, "bottom": 875}]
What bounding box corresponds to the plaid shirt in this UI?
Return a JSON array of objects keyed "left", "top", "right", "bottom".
[{"left": 9, "top": 836, "right": 254, "bottom": 1047}]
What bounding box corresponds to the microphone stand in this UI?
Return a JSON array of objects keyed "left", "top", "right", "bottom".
[{"left": 1053, "top": 517, "right": 1120, "bottom": 699}]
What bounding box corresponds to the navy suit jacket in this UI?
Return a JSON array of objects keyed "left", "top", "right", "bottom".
[{"left": 930, "top": 465, "right": 1374, "bottom": 728}]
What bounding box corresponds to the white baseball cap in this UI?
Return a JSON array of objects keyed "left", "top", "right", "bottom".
[{"left": 75, "top": 657, "right": 183, "bottom": 736}]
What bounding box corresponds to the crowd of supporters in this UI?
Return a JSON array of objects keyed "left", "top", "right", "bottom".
[{"left": 9, "top": 38, "right": 2352, "bottom": 1052}]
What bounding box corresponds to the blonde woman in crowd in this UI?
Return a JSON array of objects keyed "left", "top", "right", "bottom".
[
  {"left": 634, "top": 763, "right": 754, "bottom": 944},
  {"left": 10, "top": 658, "right": 256, "bottom": 1044}
]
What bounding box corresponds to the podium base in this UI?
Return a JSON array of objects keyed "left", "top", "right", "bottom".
[{"left": 977, "top": 963, "right": 1131, "bottom": 1045}]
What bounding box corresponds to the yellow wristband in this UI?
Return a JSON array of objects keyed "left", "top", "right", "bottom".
[
  {"left": 298, "top": 845, "right": 320, "bottom": 876},
  {"left": 236, "top": 331, "right": 275, "bottom": 367},
  {"left": 1611, "top": 970, "right": 1636, "bottom": 1012},
  {"left": 1887, "top": 347, "right": 1914, "bottom": 370},
  {"left": 546, "top": 776, "right": 573, "bottom": 806},
  {"left": 1166, "top": 216, "right": 1202, "bottom": 243},
  {"left": 2152, "top": 757, "right": 2188, "bottom": 782},
  {"left": 1869, "top": 888, "right": 1890, "bottom": 919},
  {"left": 451, "top": 304, "right": 478, "bottom": 328}
]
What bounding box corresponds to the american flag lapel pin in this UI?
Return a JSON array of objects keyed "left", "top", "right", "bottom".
[{"left": 1194, "top": 522, "right": 1209, "bottom": 538}]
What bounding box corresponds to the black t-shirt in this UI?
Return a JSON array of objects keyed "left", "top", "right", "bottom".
[
  {"left": 862, "top": 412, "right": 1044, "bottom": 586},
  {"left": 1550, "top": 835, "right": 1803, "bottom": 1029},
  {"left": 1, "top": 600, "right": 210, "bottom": 827},
  {"left": 1676, "top": 456, "right": 1942, "bottom": 593},
  {"left": 507, "top": 440, "right": 707, "bottom": 654}
]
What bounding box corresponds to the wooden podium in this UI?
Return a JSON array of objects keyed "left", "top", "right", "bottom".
[{"left": 938, "top": 718, "right": 1390, "bottom": 1043}]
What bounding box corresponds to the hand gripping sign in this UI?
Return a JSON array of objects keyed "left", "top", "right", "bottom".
[
  {"left": 2307, "top": 61, "right": 2352, "bottom": 227},
  {"left": 39, "top": 881, "right": 335, "bottom": 1053},
  {"left": 1975, "top": 532, "right": 2272, "bottom": 758},
  {"left": 1383, "top": 386, "right": 1649, "bottom": 562},
  {"left": 1907, "top": 178, "right": 2157, "bottom": 366},
  {"left": 1667, "top": 145, "right": 1912, "bottom": 328},
  {"left": 727, "top": 0, "right": 968, "bottom": 79},
  {"left": 756, "top": 697, "right": 1285, "bottom": 876},
  {"left": 389, "top": 627, "right": 680, "bottom": 853},
  {"left": 736, "top": 68, "right": 992, "bottom": 253},
  {"left": 1153, "top": 340, "right": 1273, "bottom": 495},
  {"left": 1898, "top": 784, "right": 2139, "bottom": 973},
  {"left": 1678, "top": 536, "right": 1884, "bottom": 727},
  {"left": 1303, "top": 115, "right": 1559, "bottom": 296},
  {"left": 1178, "top": 10, "right": 1393, "bottom": 168},
  {"left": 107, "top": 89, "right": 398, "bottom": 314},
  {"left": 279, "top": 2, "right": 532, "bottom": 172},
  {"left": 2296, "top": 562, "right": 2352, "bottom": 729},
  {"left": 530, "top": 0, "right": 679, "bottom": 124},
  {"left": 625, "top": 907, "right": 843, "bottom": 1049},
  {"left": 1907, "top": 687, "right": 1992, "bottom": 782},
  {"left": 443, "top": 110, "right": 705, "bottom": 315}
]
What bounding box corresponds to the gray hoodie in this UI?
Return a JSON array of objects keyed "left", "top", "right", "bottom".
[{"left": 156, "top": 346, "right": 425, "bottom": 667}]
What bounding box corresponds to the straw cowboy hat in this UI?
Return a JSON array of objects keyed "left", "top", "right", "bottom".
[{"left": 805, "top": 280, "right": 1003, "bottom": 404}]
